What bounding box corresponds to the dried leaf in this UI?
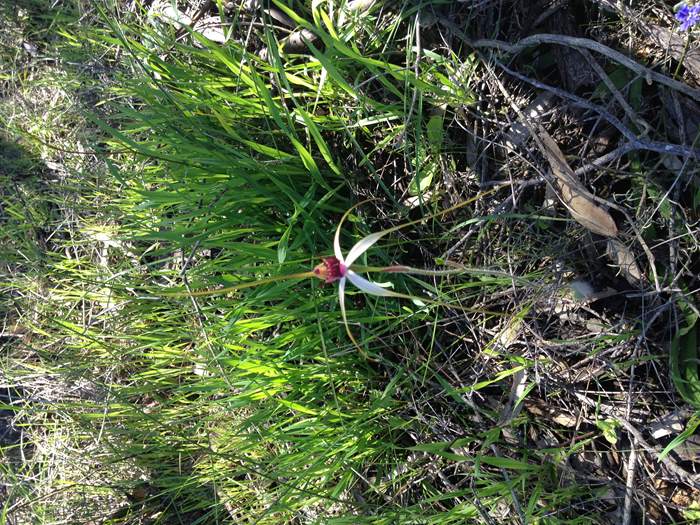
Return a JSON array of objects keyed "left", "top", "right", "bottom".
[
  {"left": 280, "top": 28, "right": 318, "bottom": 54},
  {"left": 556, "top": 178, "right": 619, "bottom": 237},
  {"left": 538, "top": 132, "right": 618, "bottom": 237},
  {"left": 607, "top": 239, "right": 643, "bottom": 284},
  {"left": 524, "top": 399, "right": 577, "bottom": 427},
  {"left": 552, "top": 412, "right": 578, "bottom": 427},
  {"left": 346, "top": 0, "right": 378, "bottom": 12},
  {"left": 149, "top": 1, "right": 192, "bottom": 29},
  {"left": 403, "top": 191, "right": 434, "bottom": 209},
  {"left": 650, "top": 410, "right": 690, "bottom": 440}
]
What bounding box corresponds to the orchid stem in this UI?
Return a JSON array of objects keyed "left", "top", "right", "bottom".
[
  {"left": 159, "top": 271, "right": 316, "bottom": 298},
  {"left": 353, "top": 264, "right": 526, "bottom": 282}
]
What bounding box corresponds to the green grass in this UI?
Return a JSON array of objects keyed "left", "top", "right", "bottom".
[{"left": 3, "top": 1, "right": 699, "bottom": 523}]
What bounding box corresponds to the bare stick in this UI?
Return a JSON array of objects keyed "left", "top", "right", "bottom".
[
  {"left": 622, "top": 438, "right": 638, "bottom": 525},
  {"left": 492, "top": 61, "right": 700, "bottom": 160},
  {"left": 573, "top": 142, "right": 637, "bottom": 177},
  {"left": 469, "top": 33, "right": 700, "bottom": 102},
  {"left": 576, "top": 48, "right": 651, "bottom": 134}
]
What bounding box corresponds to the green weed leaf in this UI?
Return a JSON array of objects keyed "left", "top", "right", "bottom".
[
  {"left": 670, "top": 299, "right": 700, "bottom": 408},
  {"left": 659, "top": 411, "right": 700, "bottom": 460}
]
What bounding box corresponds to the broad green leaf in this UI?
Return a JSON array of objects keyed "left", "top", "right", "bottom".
[
  {"left": 670, "top": 300, "right": 700, "bottom": 408},
  {"left": 596, "top": 418, "right": 620, "bottom": 445},
  {"left": 426, "top": 113, "right": 445, "bottom": 152}
]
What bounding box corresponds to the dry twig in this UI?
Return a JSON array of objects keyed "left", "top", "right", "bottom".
[
  {"left": 492, "top": 61, "right": 700, "bottom": 160},
  {"left": 469, "top": 33, "right": 700, "bottom": 102},
  {"left": 622, "top": 437, "right": 639, "bottom": 525}
]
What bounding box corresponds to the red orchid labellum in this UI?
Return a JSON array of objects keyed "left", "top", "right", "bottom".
[{"left": 313, "top": 256, "right": 346, "bottom": 283}]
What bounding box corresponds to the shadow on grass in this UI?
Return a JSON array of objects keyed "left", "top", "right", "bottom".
[
  {"left": 0, "top": 134, "right": 46, "bottom": 456},
  {"left": 0, "top": 386, "right": 26, "bottom": 448},
  {"left": 0, "top": 0, "right": 79, "bottom": 35},
  {"left": 0, "top": 133, "right": 46, "bottom": 179}
]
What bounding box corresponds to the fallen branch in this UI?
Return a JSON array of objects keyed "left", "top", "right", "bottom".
[
  {"left": 437, "top": 18, "right": 700, "bottom": 160},
  {"left": 574, "top": 391, "right": 700, "bottom": 489},
  {"left": 493, "top": 60, "right": 700, "bottom": 160},
  {"left": 590, "top": 0, "right": 700, "bottom": 81},
  {"left": 469, "top": 33, "right": 700, "bottom": 102},
  {"left": 482, "top": 60, "right": 662, "bottom": 290}
]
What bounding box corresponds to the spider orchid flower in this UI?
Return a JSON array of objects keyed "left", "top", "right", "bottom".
[{"left": 312, "top": 213, "right": 411, "bottom": 350}]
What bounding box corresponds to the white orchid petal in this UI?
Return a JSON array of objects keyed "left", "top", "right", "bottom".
[
  {"left": 346, "top": 270, "right": 401, "bottom": 297},
  {"left": 333, "top": 222, "right": 343, "bottom": 262},
  {"left": 338, "top": 276, "right": 364, "bottom": 353},
  {"left": 338, "top": 276, "right": 347, "bottom": 325},
  {"left": 344, "top": 231, "right": 387, "bottom": 267}
]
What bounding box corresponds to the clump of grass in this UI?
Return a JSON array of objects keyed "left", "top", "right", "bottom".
[{"left": 37, "top": 4, "right": 596, "bottom": 522}]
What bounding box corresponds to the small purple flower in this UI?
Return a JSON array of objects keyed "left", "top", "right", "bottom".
[{"left": 676, "top": 3, "right": 700, "bottom": 31}]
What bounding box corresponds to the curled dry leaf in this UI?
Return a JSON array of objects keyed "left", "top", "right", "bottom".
[
  {"left": 556, "top": 179, "right": 619, "bottom": 237},
  {"left": 607, "top": 238, "right": 643, "bottom": 285},
  {"left": 279, "top": 28, "right": 318, "bottom": 54},
  {"left": 538, "top": 131, "right": 618, "bottom": 237},
  {"left": 193, "top": 17, "right": 228, "bottom": 44},
  {"left": 149, "top": 1, "right": 192, "bottom": 29}
]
